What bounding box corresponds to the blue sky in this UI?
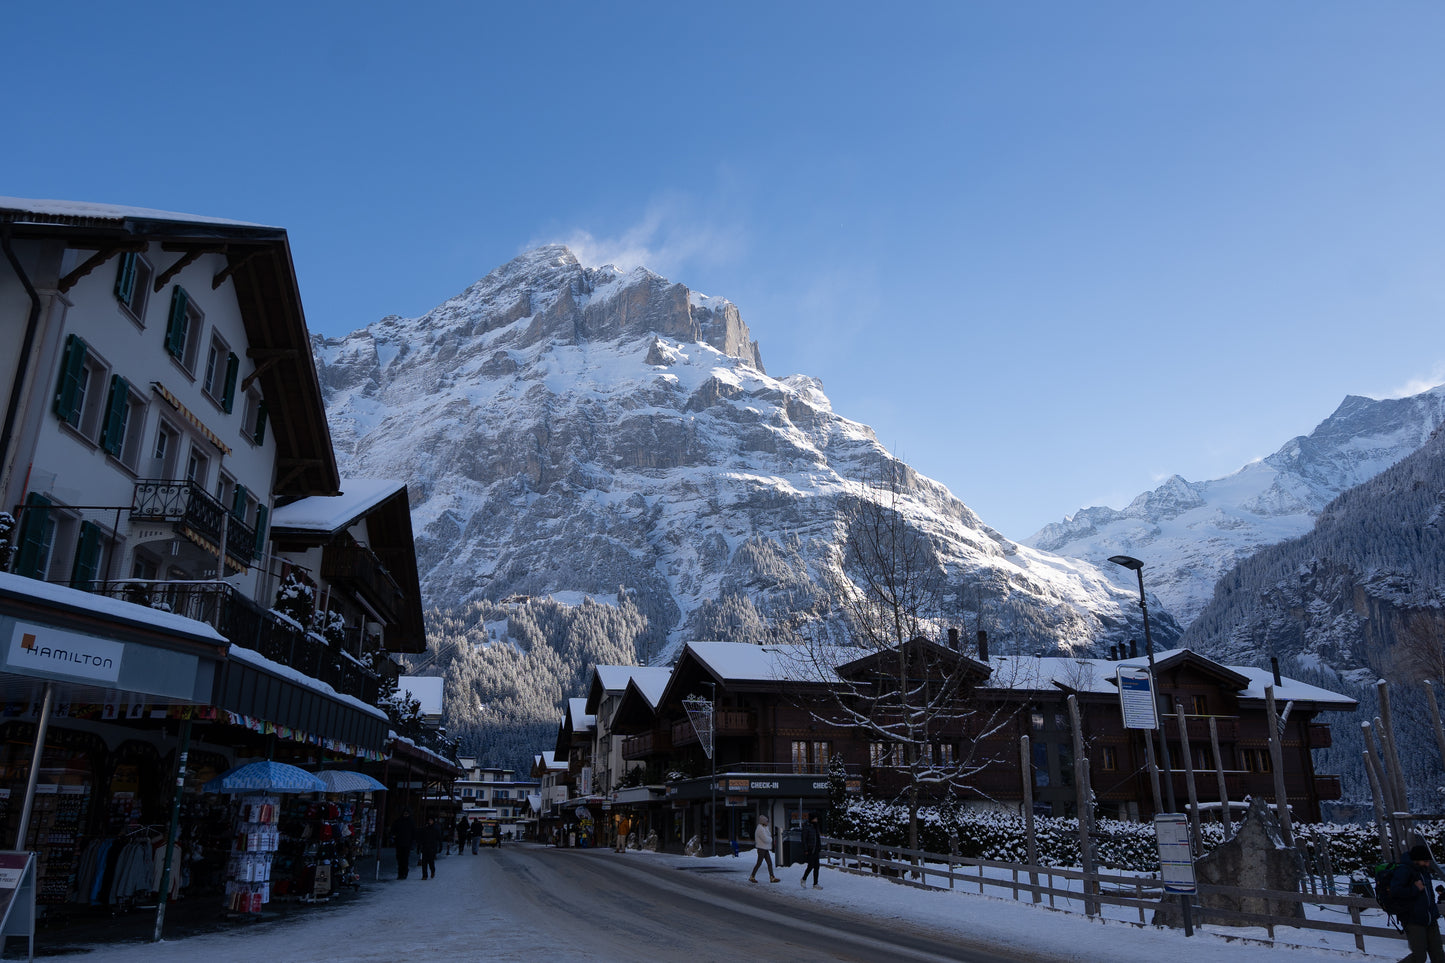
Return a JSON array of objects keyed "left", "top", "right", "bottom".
[{"left": 7, "top": 3, "right": 1444, "bottom": 540}]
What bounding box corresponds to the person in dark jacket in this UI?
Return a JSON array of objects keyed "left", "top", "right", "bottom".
[
  {"left": 1390, "top": 844, "right": 1444, "bottom": 962},
  {"left": 418, "top": 815, "right": 441, "bottom": 879},
  {"left": 391, "top": 808, "right": 415, "bottom": 880},
  {"left": 456, "top": 815, "right": 470, "bottom": 855},
  {"left": 798, "top": 812, "right": 822, "bottom": 889}
]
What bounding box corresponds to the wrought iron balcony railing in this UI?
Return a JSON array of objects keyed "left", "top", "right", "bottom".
[{"left": 131, "top": 479, "right": 257, "bottom": 568}]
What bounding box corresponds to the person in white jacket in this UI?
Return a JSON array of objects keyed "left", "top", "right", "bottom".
[{"left": 747, "top": 814, "right": 778, "bottom": 883}]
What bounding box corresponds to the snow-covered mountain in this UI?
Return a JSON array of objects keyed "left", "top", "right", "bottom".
[
  {"left": 313, "top": 246, "right": 1177, "bottom": 660},
  {"left": 1026, "top": 386, "right": 1445, "bottom": 626}
]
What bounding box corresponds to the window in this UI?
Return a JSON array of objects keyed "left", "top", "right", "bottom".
[
  {"left": 242, "top": 390, "right": 267, "bottom": 444},
  {"left": 12, "top": 493, "right": 55, "bottom": 579},
  {"left": 186, "top": 446, "right": 210, "bottom": 488},
  {"left": 216, "top": 472, "right": 236, "bottom": 509},
  {"left": 53, "top": 335, "right": 109, "bottom": 441},
  {"left": 869, "top": 742, "right": 899, "bottom": 768},
  {"left": 935, "top": 743, "right": 956, "bottom": 767},
  {"left": 101, "top": 378, "right": 147, "bottom": 471},
  {"left": 1240, "top": 748, "right": 1272, "bottom": 773},
  {"left": 791, "top": 741, "right": 830, "bottom": 773},
  {"left": 1031, "top": 741, "right": 1050, "bottom": 788},
  {"left": 114, "top": 252, "right": 153, "bottom": 324},
  {"left": 153, "top": 421, "right": 180, "bottom": 477},
  {"left": 164, "top": 286, "right": 204, "bottom": 373},
  {"left": 1191, "top": 694, "right": 1208, "bottom": 716},
  {"left": 1100, "top": 746, "right": 1118, "bottom": 772},
  {"left": 202, "top": 333, "right": 239, "bottom": 412}
]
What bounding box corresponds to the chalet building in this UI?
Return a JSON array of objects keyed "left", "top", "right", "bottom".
[
  {"left": 0, "top": 197, "right": 449, "bottom": 914},
  {"left": 452, "top": 761, "right": 538, "bottom": 838},
  {"left": 530, "top": 751, "right": 570, "bottom": 842},
  {"left": 548, "top": 637, "right": 1354, "bottom": 856}
]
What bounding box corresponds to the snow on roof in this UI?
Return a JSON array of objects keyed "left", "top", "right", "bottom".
[
  {"left": 982, "top": 656, "right": 1122, "bottom": 695},
  {"left": 0, "top": 571, "right": 226, "bottom": 645},
  {"left": 1113, "top": 648, "right": 1355, "bottom": 706},
  {"left": 594, "top": 664, "right": 638, "bottom": 693},
  {"left": 534, "top": 751, "right": 566, "bottom": 771},
  {"left": 228, "top": 644, "right": 387, "bottom": 721},
  {"left": 270, "top": 478, "right": 406, "bottom": 533},
  {"left": 686, "top": 640, "right": 871, "bottom": 684},
  {"left": 398, "top": 675, "right": 444, "bottom": 716},
  {"left": 628, "top": 667, "right": 673, "bottom": 709},
  {"left": 0, "top": 196, "right": 270, "bottom": 228},
  {"left": 567, "top": 697, "right": 595, "bottom": 731}
]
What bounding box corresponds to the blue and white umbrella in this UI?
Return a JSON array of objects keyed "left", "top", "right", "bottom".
[
  {"left": 202, "top": 760, "right": 327, "bottom": 794},
  {"left": 314, "top": 769, "right": 387, "bottom": 794}
]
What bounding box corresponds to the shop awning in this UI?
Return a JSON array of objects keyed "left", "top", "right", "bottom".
[
  {"left": 0, "top": 572, "right": 225, "bottom": 706},
  {"left": 214, "top": 644, "right": 390, "bottom": 757}
]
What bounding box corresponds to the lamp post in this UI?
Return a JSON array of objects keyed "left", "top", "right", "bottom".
[
  {"left": 704, "top": 681, "right": 718, "bottom": 858},
  {"left": 1108, "top": 555, "right": 1178, "bottom": 814}
]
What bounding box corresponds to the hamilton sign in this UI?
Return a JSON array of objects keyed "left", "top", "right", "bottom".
[{"left": 7, "top": 623, "right": 123, "bottom": 684}]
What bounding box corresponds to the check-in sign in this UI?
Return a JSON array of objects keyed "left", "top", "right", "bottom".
[{"left": 1117, "top": 666, "right": 1158, "bottom": 730}]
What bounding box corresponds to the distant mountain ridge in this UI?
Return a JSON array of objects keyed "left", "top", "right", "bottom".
[
  {"left": 312, "top": 245, "right": 1176, "bottom": 664},
  {"left": 1027, "top": 386, "right": 1445, "bottom": 625}
]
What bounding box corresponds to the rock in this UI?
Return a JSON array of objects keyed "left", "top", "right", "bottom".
[{"left": 1152, "top": 796, "right": 1306, "bottom": 928}]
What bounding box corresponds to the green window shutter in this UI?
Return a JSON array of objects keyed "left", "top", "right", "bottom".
[
  {"left": 231, "top": 483, "right": 248, "bottom": 520},
  {"left": 53, "top": 334, "right": 89, "bottom": 425},
  {"left": 13, "top": 493, "right": 53, "bottom": 578},
  {"left": 165, "top": 287, "right": 190, "bottom": 358},
  {"left": 253, "top": 401, "right": 268, "bottom": 444},
  {"left": 70, "top": 521, "right": 103, "bottom": 589},
  {"left": 253, "top": 504, "right": 269, "bottom": 556},
  {"left": 221, "top": 352, "right": 239, "bottom": 413},
  {"left": 114, "top": 252, "right": 136, "bottom": 305},
  {"left": 100, "top": 375, "right": 130, "bottom": 456}
]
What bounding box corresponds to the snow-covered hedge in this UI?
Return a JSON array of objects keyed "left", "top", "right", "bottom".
[{"left": 834, "top": 798, "right": 1445, "bottom": 876}]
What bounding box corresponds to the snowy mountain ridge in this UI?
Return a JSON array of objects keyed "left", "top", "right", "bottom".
[
  {"left": 1027, "top": 385, "right": 1445, "bottom": 625},
  {"left": 314, "top": 246, "right": 1175, "bottom": 661}
]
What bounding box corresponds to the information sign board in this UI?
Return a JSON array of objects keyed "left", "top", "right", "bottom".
[
  {"left": 1154, "top": 814, "right": 1196, "bottom": 894},
  {"left": 0, "top": 851, "right": 35, "bottom": 961},
  {"left": 1117, "top": 667, "right": 1159, "bottom": 730}
]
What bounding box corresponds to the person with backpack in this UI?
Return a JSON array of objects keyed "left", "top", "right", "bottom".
[{"left": 1389, "top": 844, "right": 1445, "bottom": 962}]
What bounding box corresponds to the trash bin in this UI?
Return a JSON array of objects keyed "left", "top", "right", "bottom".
[{"left": 780, "top": 830, "right": 802, "bottom": 868}]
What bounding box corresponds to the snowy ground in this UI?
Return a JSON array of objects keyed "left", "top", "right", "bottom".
[{"left": 35, "top": 844, "right": 1405, "bottom": 962}]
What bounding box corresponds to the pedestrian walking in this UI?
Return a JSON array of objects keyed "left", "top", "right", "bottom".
[
  {"left": 456, "top": 815, "right": 470, "bottom": 855},
  {"left": 418, "top": 814, "right": 441, "bottom": 880},
  {"left": 747, "top": 814, "right": 778, "bottom": 883},
  {"left": 799, "top": 812, "right": 822, "bottom": 889},
  {"left": 1390, "top": 844, "right": 1445, "bottom": 963},
  {"left": 470, "top": 817, "right": 481, "bottom": 854},
  {"left": 391, "top": 808, "right": 415, "bottom": 880}
]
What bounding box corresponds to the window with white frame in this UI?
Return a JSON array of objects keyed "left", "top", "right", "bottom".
[
  {"left": 241, "top": 389, "right": 267, "bottom": 444},
  {"left": 53, "top": 334, "right": 112, "bottom": 443},
  {"left": 100, "top": 379, "right": 148, "bottom": 472},
  {"left": 153, "top": 420, "right": 180, "bottom": 477},
  {"left": 186, "top": 445, "right": 210, "bottom": 488},
  {"left": 114, "top": 252, "right": 153, "bottom": 325},
  {"left": 202, "top": 332, "right": 239, "bottom": 412},
  {"left": 163, "top": 286, "right": 204, "bottom": 373}
]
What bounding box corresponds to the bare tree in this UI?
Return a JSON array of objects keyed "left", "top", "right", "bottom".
[
  {"left": 790, "top": 464, "right": 1022, "bottom": 854},
  {"left": 1394, "top": 608, "right": 1445, "bottom": 683}
]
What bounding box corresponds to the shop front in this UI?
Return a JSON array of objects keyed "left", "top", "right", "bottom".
[{"left": 666, "top": 771, "right": 837, "bottom": 863}]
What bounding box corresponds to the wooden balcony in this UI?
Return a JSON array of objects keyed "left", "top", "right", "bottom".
[
  {"left": 1307, "top": 723, "right": 1333, "bottom": 748},
  {"left": 671, "top": 709, "right": 754, "bottom": 747},
  {"left": 322, "top": 543, "right": 403, "bottom": 621},
  {"left": 1314, "top": 774, "right": 1343, "bottom": 800},
  {"left": 131, "top": 479, "right": 256, "bottom": 568},
  {"left": 622, "top": 729, "right": 672, "bottom": 759}
]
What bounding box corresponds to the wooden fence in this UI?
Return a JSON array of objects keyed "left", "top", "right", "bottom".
[{"left": 822, "top": 836, "right": 1398, "bottom": 953}]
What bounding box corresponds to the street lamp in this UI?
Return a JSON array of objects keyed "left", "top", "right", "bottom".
[
  {"left": 704, "top": 681, "right": 718, "bottom": 858},
  {"left": 1108, "top": 555, "right": 1178, "bottom": 814}
]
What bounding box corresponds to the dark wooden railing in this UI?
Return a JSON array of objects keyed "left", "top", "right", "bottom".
[{"left": 131, "top": 479, "right": 256, "bottom": 567}]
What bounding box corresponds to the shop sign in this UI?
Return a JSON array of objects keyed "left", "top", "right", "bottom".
[
  {"left": 725, "top": 795, "right": 747, "bottom": 807},
  {"left": 725, "top": 778, "right": 750, "bottom": 793},
  {"left": 0, "top": 851, "right": 36, "bottom": 946},
  {"left": 7, "top": 623, "right": 122, "bottom": 684}
]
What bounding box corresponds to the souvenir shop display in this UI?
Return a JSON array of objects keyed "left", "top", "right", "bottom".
[
  {"left": 73, "top": 828, "right": 161, "bottom": 906},
  {"left": 223, "top": 794, "right": 279, "bottom": 914},
  {"left": 275, "top": 795, "right": 375, "bottom": 900},
  {"left": 22, "top": 783, "right": 91, "bottom": 904}
]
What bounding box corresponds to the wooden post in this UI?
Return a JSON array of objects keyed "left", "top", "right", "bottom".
[
  {"left": 1264, "top": 685, "right": 1293, "bottom": 844},
  {"left": 1362, "top": 744, "right": 1394, "bottom": 858},
  {"left": 1021, "top": 734, "right": 1041, "bottom": 903},
  {"left": 1142, "top": 728, "right": 1162, "bottom": 816},
  {"left": 1176, "top": 706, "right": 1202, "bottom": 854},
  {"left": 1425, "top": 681, "right": 1445, "bottom": 775},
  {"left": 1208, "top": 717, "right": 1232, "bottom": 839},
  {"left": 1376, "top": 682, "right": 1411, "bottom": 818},
  {"left": 1371, "top": 716, "right": 1408, "bottom": 848},
  {"left": 1068, "top": 695, "right": 1098, "bottom": 916}
]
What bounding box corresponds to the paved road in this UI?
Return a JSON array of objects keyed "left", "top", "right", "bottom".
[
  {"left": 486, "top": 845, "right": 1042, "bottom": 962},
  {"left": 49, "top": 844, "right": 1065, "bottom": 962}
]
